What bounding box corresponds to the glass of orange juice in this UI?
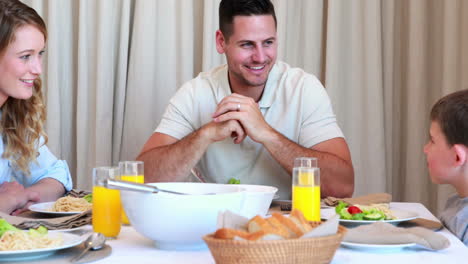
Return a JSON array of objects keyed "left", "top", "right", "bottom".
[
  {"left": 92, "top": 166, "right": 122, "bottom": 239},
  {"left": 119, "top": 161, "right": 144, "bottom": 225},
  {"left": 292, "top": 157, "right": 321, "bottom": 221}
]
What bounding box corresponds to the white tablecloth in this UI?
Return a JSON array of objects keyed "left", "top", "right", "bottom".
[{"left": 94, "top": 202, "right": 467, "bottom": 264}]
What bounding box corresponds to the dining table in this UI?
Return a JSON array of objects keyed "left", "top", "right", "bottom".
[{"left": 15, "top": 202, "right": 468, "bottom": 264}]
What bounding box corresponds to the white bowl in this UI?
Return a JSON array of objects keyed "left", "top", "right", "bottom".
[
  {"left": 235, "top": 184, "right": 278, "bottom": 218},
  {"left": 121, "top": 182, "right": 245, "bottom": 251}
]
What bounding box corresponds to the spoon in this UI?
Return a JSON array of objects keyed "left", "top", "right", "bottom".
[
  {"left": 105, "top": 179, "right": 190, "bottom": 195},
  {"left": 105, "top": 179, "right": 216, "bottom": 195},
  {"left": 71, "top": 233, "right": 106, "bottom": 263}
]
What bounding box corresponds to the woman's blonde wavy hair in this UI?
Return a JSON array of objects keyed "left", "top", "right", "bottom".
[{"left": 0, "top": 0, "right": 48, "bottom": 175}]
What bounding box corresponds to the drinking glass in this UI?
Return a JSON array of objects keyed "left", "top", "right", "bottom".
[
  {"left": 292, "top": 157, "right": 321, "bottom": 221},
  {"left": 92, "top": 166, "right": 122, "bottom": 239},
  {"left": 119, "top": 161, "right": 144, "bottom": 225},
  {"left": 294, "top": 157, "right": 318, "bottom": 169}
]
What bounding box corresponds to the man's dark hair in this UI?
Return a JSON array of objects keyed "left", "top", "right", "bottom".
[
  {"left": 430, "top": 89, "right": 468, "bottom": 146},
  {"left": 219, "top": 0, "right": 276, "bottom": 40}
]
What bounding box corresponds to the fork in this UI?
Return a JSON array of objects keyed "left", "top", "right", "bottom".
[{"left": 280, "top": 203, "right": 292, "bottom": 211}]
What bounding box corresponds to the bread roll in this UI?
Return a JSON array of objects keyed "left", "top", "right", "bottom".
[
  {"left": 247, "top": 215, "right": 272, "bottom": 233},
  {"left": 290, "top": 209, "right": 313, "bottom": 232},
  {"left": 214, "top": 210, "right": 316, "bottom": 241},
  {"left": 245, "top": 230, "right": 283, "bottom": 241},
  {"left": 214, "top": 228, "right": 250, "bottom": 240},
  {"left": 271, "top": 213, "right": 304, "bottom": 237},
  {"left": 266, "top": 216, "right": 293, "bottom": 238}
]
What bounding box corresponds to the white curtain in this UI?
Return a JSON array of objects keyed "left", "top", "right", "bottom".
[{"left": 22, "top": 0, "right": 468, "bottom": 214}]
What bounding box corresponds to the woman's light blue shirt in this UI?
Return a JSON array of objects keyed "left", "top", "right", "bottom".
[{"left": 0, "top": 135, "right": 72, "bottom": 191}]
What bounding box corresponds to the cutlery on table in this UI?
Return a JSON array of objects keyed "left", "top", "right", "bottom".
[
  {"left": 105, "top": 179, "right": 216, "bottom": 195},
  {"left": 105, "top": 179, "right": 190, "bottom": 195},
  {"left": 71, "top": 232, "right": 106, "bottom": 263}
]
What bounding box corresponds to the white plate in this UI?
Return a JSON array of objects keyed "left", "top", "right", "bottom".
[
  {"left": 341, "top": 241, "right": 417, "bottom": 251},
  {"left": 28, "top": 202, "right": 84, "bottom": 215},
  {"left": 322, "top": 208, "right": 418, "bottom": 226},
  {"left": 0, "top": 232, "right": 86, "bottom": 261}
]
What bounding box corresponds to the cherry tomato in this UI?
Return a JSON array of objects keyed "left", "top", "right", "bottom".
[{"left": 347, "top": 206, "right": 363, "bottom": 214}]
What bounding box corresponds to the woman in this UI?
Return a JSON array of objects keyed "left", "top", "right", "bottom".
[{"left": 0, "top": 0, "right": 72, "bottom": 215}]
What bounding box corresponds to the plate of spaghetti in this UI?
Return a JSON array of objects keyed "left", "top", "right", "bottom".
[
  {"left": 0, "top": 229, "right": 85, "bottom": 261},
  {"left": 29, "top": 196, "right": 92, "bottom": 215}
]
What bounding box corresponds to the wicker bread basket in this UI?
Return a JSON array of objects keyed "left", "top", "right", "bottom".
[{"left": 203, "top": 222, "right": 347, "bottom": 264}]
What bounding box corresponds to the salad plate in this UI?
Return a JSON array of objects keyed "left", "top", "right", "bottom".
[
  {"left": 321, "top": 208, "right": 418, "bottom": 226},
  {"left": 0, "top": 232, "right": 85, "bottom": 261},
  {"left": 338, "top": 209, "right": 418, "bottom": 224},
  {"left": 29, "top": 202, "right": 83, "bottom": 215},
  {"left": 341, "top": 241, "right": 417, "bottom": 251}
]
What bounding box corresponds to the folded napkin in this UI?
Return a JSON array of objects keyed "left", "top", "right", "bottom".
[
  {"left": 67, "top": 189, "right": 91, "bottom": 198},
  {"left": 0, "top": 210, "right": 92, "bottom": 230},
  {"left": 217, "top": 210, "right": 249, "bottom": 231},
  {"left": 323, "top": 193, "right": 392, "bottom": 206},
  {"left": 301, "top": 214, "right": 340, "bottom": 238},
  {"left": 398, "top": 218, "right": 443, "bottom": 231},
  {"left": 344, "top": 222, "right": 450, "bottom": 250}
]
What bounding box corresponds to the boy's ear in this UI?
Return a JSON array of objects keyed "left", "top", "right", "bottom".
[{"left": 453, "top": 144, "right": 468, "bottom": 166}]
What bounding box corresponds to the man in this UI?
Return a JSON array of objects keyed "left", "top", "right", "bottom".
[{"left": 137, "top": 0, "right": 354, "bottom": 199}]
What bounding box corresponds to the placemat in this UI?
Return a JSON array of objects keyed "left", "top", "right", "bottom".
[
  {"left": 1, "top": 210, "right": 92, "bottom": 230},
  {"left": 0, "top": 244, "right": 112, "bottom": 264}
]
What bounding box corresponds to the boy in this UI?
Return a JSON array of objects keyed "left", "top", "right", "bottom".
[{"left": 424, "top": 89, "right": 468, "bottom": 245}]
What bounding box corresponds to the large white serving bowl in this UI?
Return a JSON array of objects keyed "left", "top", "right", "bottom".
[
  {"left": 234, "top": 184, "right": 278, "bottom": 218},
  {"left": 121, "top": 182, "right": 245, "bottom": 251}
]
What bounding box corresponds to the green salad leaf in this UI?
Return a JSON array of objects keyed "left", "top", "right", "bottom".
[
  {"left": 351, "top": 213, "right": 365, "bottom": 220},
  {"left": 363, "top": 211, "right": 385, "bottom": 220},
  {"left": 0, "top": 219, "right": 19, "bottom": 237},
  {"left": 339, "top": 208, "right": 352, "bottom": 219},
  {"left": 335, "top": 201, "right": 348, "bottom": 214},
  {"left": 83, "top": 193, "right": 92, "bottom": 203},
  {"left": 227, "top": 178, "right": 240, "bottom": 184},
  {"left": 28, "top": 226, "right": 48, "bottom": 237}
]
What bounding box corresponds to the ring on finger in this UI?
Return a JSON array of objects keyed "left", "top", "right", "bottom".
[{"left": 237, "top": 103, "right": 241, "bottom": 111}]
